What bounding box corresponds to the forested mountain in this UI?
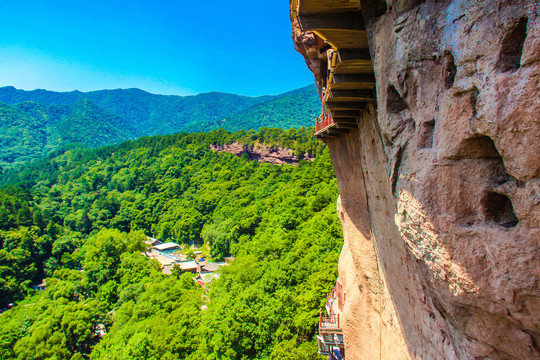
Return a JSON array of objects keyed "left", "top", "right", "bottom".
[
  {"left": 0, "top": 127, "right": 341, "bottom": 359},
  {"left": 0, "top": 86, "right": 272, "bottom": 134},
  {"left": 0, "top": 100, "right": 139, "bottom": 168},
  {"left": 192, "top": 85, "right": 322, "bottom": 132},
  {"left": 0, "top": 85, "right": 320, "bottom": 168}
]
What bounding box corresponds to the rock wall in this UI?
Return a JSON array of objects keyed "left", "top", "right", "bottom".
[
  {"left": 210, "top": 143, "right": 313, "bottom": 165},
  {"left": 293, "top": 0, "right": 540, "bottom": 358}
]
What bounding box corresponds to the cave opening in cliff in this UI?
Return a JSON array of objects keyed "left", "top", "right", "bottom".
[
  {"left": 455, "top": 134, "right": 515, "bottom": 186},
  {"left": 454, "top": 134, "right": 501, "bottom": 160},
  {"left": 482, "top": 191, "right": 518, "bottom": 228},
  {"left": 386, "top": 85, "right": 409, "bottom": 113},
  {"left": 418, "top": 120, "right": 435, "bottom": 148},
  {"left": 496, "top": 16, "right": 528, "bottom": 73},
  {"left": 444, "top": 52, "right": 457, "bottom": 88}
]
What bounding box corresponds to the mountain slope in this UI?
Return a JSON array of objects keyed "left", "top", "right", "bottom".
[
  {"left": 0, "top": 128, "right": 340, "bottom": 359},
  {"left": 0, "top": 102, "right": 56, "bottom": 167},
  {"left": 0, "top": 100, "right": 138, "bottom": 168},
  {"left": 192, "top": 84, "right": 320, "bottom": 132},
  {"left": 58, "top": 100, "right": 139, "bottom": 148},
  {"left": 0, "top": 85, "right": 320, "bottom": 168},
  {"left": 0, "top": 85, "right": 319, "bottom": 134},
  {"left": 0, "top": 86, "right": 276, "bottom": 135}
]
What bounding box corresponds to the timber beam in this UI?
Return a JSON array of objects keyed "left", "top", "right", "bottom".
[
  {"left": 333, "top": 59, "right": 373, "bottom": 74},
  {"left": 333, "top": 117, "right": 358, "bottom": 124},
  {"left": 332, "top": 73, "right": 376, "bottom": 85},
  {"left": 327, "top": 128, "right": 350, "bottom": 135},
  {"left": 330, "top": 110, "right": 360, "bottom": 118},
  {"left": 315, "top": 29, "right": 369, "bottom": 49},
  {"left": 336, "top": 123, "right": 358, "bottom": 129},
  {"left": 295, "top": 0, "right": 361, "bottom": 16},
  {"left": 298, "top": 12, "right": 365, "bottom": 32},
  {"left": 326, "top": 102, "right": 367, "bottom": 111},
  {"left": 327, "top": 89, "right": 376, "bottom": 102},
  {"left": 338, "top": 48, "right": 371, "bottom": 61}
]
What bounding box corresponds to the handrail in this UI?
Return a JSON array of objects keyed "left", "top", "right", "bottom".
[
  {"left": 315, "top": 112, "right": 335, "bottom": 133},
  {"left": 323, "top": 50, "right": 338, "bottom": 103},
  {"left": 319, "top": 310, "right": 340, "bottom": 329}
]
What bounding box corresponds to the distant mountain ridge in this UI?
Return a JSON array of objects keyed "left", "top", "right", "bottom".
[
  {"left": 192, "top": 85, "right": 321, "bottom": 133},
  {"left": 0, "top": 86, "right": 275, "bottom": 135},
  {"left": 0, "top": 85, "right": 320, "bottom": 168}
]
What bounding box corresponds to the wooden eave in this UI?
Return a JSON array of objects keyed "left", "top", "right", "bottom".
[
  {"left": 315, "top": 29, "right": 369, "bottom": 50},
  {"left": 328, "top": 73, "right": 376, "bottom": 91},
  {"left": 316, "top": 126, "right": 350, "bottom": 139},
  {"left": 294, "top": 9, "right": 368, "bottom": 50},
  {"left": 333, "top": 117, "right": 358, "bottom": 124},
  {"left": 326, "top": 101, "right": 368, "bottom": 111},
  {"left": 327, "top": 127, "right": 350, "bottom": 134},
  {"left": 328, "top": 82, "right": 375, "bottom": 90},
  {"left": 296, "top": 12, "right": 365, "bottom": 32},
  {"left": 294, "top": 0, "right": 377, "bottom": 139},
  {"left": 331, "top": 73, "right": 376, "bottom": 85},
  {"left": 330, "top": 110, "right": 361, "bottom": 118},
  {"left": 325, "top": 88, "right": 375, "bottom": 103},
  {"left": 295, "top": 0, "right": 361, "bottom": 15},
  {"left": 333, "top": 59, "right": 373, "bottom": 74},
  {"left": 336, "top": 122, "right": 358, "bottom": 129}
]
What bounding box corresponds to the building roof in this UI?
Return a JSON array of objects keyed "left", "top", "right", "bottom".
[
  {"left": 178, "top": 260, "right": 198, "bottom": 270},
  {"left": 145, "top": 250, "right": 176, "bottom": 266},
  {"left": 154, "top": 242, "right": 181, "bottom": 251},
  {"left": 162, "top": 264, "right": 175, "bottom": 275},
  {"left": 145, "top": 236, "right": 163, "bottom": 246},
  {"left": 202, "top": 263, "right": 222, "bottom": 273},
  {"left": 195, "top": 272, "right": 220, "bottom": 284}
]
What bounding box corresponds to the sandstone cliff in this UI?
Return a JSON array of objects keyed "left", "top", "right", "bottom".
[
  {"left": 210, "top": 143, "right": 313, "bottom": 165},
  {"left": 292, "top": 0, "right": 540, "bottom": 359}
]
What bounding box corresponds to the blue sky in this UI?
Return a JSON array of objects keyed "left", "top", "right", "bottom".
[{"left": 0, "top": 0, "right": 314, "bottom": 96}]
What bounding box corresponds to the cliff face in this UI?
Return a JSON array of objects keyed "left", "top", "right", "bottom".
[
  {"left": 292, "top": 0, "right": 540, "bottom": 359},
  {"left": 210, "top": 143, "right": 313, "bottom": 165}
]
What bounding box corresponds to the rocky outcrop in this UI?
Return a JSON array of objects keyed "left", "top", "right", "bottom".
[
  {"left": 292, "top": 0, "right": 539, "bottom": 359},
  {"left": 210, "top": 143, "right": 313, "bottom": 165},
  {"left": 291, "top": 16, "right": 327, "bottom": 86}
]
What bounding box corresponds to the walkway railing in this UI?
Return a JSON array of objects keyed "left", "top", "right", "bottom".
[
  {"left": 315, "top": 112, "right": 335, "bottom": 133},
  {"left": 319, "top": 311, "right": 340, "bottom": 329}
]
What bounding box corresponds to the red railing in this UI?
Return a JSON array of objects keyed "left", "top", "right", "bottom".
[
  {"left": 315, "top": 112, "right": 335, "bottom": 133},
  {"left": 319, "top": 310, "right": 340, "bottom": 329}
]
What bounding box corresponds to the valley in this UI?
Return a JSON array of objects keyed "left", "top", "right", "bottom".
[{"left": 0, "top": 127, "right": 341, "bottom": 359}]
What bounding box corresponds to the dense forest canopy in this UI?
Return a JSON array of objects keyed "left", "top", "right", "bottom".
[
  {"left": 0, "top": 86, "right": 320, "bottom": 168},
  {"left": 0, "top": 127, "right": 341, "bottom": 359}
]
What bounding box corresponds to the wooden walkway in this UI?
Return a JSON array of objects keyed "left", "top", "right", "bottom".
[{"left": 292, "top": 0, "right": 376, "bottom": 139}]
